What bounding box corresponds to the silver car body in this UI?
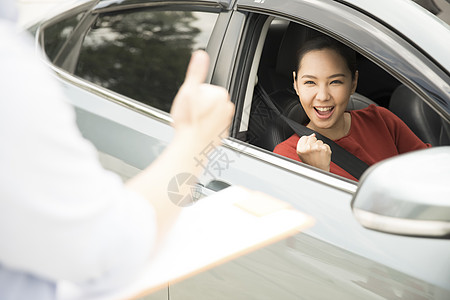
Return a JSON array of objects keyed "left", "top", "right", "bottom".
[{"left": 31, "top": 0, "right": 450, "bottom": 298}]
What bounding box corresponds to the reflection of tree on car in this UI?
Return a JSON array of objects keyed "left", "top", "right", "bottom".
[
  {"left": 43, "top": 12, "right": 85, "bottom": 61},
  {"left": 75, "top": 10, "right": 200, "bottom": 112}
]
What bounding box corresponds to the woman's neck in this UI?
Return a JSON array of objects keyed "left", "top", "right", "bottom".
[{"left": 307, "top": 112, "right": 351, "bottom": 140}]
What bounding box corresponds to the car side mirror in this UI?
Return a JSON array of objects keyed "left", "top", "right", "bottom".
[{"left": 351, "top": 147, "right": 450, "bottom": 238}]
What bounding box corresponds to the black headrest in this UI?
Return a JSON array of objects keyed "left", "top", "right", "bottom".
[
  {"left": 276, "top": 23, "right": 324, "bottom": 78},
  {"left": 389, "top": 84, "right": 448, "bottom": 146}
]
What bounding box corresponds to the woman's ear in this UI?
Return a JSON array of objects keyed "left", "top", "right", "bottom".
[
  {"left": 293, "top": 71, "right": 299, "bottom": 95},
  {"left": 351, "top": 70, "right": 359, "bottom": 94}
]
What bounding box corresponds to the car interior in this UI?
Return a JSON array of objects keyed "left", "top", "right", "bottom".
[{"left": 242, "top": 19, "right": 450, "bottom": 154}]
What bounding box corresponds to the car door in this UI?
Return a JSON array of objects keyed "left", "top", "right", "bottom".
[
  {"left": 39, "top": 0, "right": 233, "bottom": 181},
  {"left": 38, "top": 1, "right": 234, "bottom": 299},
  {"left": 168, "top": 0, "right": 450, "bottom": 299}
]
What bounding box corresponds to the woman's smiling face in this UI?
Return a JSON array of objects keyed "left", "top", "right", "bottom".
[{"left": 294, "top": 48, "right": 358, "bottom": 137}]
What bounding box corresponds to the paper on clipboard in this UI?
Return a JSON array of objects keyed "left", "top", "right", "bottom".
[{"left": 58, "top": 186, "right": 314, "bottom": 300}]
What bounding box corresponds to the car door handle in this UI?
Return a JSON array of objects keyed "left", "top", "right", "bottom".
[
  {"left": 205, "top": 180, "right": 231, "bottom": 192},
  {"left": 195, "top": 180, "right": 231, "bottom": 199}
]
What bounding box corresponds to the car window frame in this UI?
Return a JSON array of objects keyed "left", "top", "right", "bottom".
[
  {"left": 54, "top": 4, "right": 223, "bottom": 74},
  {"left": 38, "top": 1, "right": 95, "bottom": 63},
  {"left": 212, "top": 0, "right": 450, "bottom": 191},
  {"left": 210, "top": 11, "right": 359, "bottom": 193},
  {"left": 38, "top": 1, "right": 232, "bottom": 121}
]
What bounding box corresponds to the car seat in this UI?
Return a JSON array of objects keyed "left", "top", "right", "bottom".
[
  {"left": 389, "top": 84, "right": 450, "bottom": 146},
  {"left": 248, "top": 87, "right": 376, "bottom": 151}
]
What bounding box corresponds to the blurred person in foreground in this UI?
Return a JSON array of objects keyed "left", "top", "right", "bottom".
[{"left": 0, "top": 0, "right": 234, "bottom": 299}]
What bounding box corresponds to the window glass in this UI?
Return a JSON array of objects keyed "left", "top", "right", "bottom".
[
  {"left": 75, "top": 10, "right": 218, "bottom": 112},
  {"left": 43, "top": 12, "right": 85, "bottom": 61}
]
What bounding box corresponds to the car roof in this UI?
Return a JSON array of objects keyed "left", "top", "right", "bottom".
[
  {"left": 41, "top": 0, "right": 450, "bottom": 74},
  {"left": 339, "top": 0, "right": 450, "bottom": 74},
  {"left": 95, "top": 0, "right": 234, "bottom": 10}
]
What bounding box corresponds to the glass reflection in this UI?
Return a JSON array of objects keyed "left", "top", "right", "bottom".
[
  {"left": 44, "top": 12, "right": 85, "bottom": 61},
  {"left": 75, "top": 10, "right": 217, "bottom": 112}
]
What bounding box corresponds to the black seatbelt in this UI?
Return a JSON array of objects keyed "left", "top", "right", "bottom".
[{"left": 256, "top": 84, "right": 369, "bottom": 180}]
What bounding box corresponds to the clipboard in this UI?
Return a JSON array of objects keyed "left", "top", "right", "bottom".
[{"left": 58, "top": 186, "right": 314, "bottom": 300}]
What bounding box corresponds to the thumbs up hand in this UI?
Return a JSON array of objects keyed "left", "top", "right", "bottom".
[{"left": 170, "top": 50, "right": 235, "bottom": 147}]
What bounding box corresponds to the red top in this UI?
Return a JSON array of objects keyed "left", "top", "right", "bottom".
[{"left": 273, "top": 104, "right": 431, "bottom": 181}]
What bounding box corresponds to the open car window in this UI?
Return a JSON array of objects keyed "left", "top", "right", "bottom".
[{"left": 236, "top": 16, "right": 449, "bottom": 181}]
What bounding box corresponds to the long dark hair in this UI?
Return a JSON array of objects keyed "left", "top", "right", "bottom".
[{"left": 295, "top": 36, "right": 357, "bottom": 80}]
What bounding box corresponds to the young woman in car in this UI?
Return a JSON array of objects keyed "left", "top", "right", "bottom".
[{"left": 273, "top": 36, "right": 430, "bottom": 181}]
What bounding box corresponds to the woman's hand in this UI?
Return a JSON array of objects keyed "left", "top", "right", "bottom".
[{"left": 296, "top": 133, "right": 332, "bottom": 172}]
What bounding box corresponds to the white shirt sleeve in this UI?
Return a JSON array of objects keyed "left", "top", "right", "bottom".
[{"left": 0, "top": 21, "right": 157, "bottom": 290}]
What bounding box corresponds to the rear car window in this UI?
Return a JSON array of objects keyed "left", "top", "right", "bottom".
[
  {"left": 74, "top": 9, "right": 218, "bottom": 112},
  {"left": 43, "top": 12, "right": 86, "bottom": 61}
]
